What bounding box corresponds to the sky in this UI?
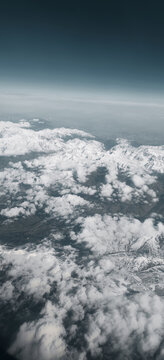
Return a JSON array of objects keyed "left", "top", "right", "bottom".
[{"left": 0, "top": 0, "right": 164, "bottom": 97}]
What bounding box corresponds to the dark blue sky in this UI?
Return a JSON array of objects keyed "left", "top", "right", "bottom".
[{"left": 0, "top": 0, "right": 164, "bottom": 95}]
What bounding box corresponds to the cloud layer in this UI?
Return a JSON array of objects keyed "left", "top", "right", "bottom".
[{"left": 0, "top": 120, "right": 164, "bottom": 360}]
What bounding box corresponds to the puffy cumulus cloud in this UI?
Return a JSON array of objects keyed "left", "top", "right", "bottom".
[
  {"left": 1, "top": 203, "right": 36, "bottom": 218},
  {"left": 0, "top": 120, "right": 164, "bottom": 359},
  {"left": 0, "top": 242, "right": 80, "bottom": 302},
  {"left": 101, "top": 183, "right": 114, "bottom": 199},
  {"left": 132, "top": 174, "right": 146, "bottom": 187},
  {"left": 85, "top": 293, "right": 164, "bottom": 358},
  {"left": 71, "top": 213, "right": 164, "bottom": 299},
  {"left": 101, "top": 178, "right": 133, "bottom": 202},
  {"left": 8, "top": 301, "right": 67, "bottom": 360},
  {"left": 45, "top": 194, "right": 90, "bottom": 218},
  {"left": 1, "top": 217, "right": 164, "bottom": 360},
  {"left": 0, "top": 122, "right": 103, "bottom": 220},
  {"left": 0, "top": 160, "right": 92, "bottom": 220},
  {"left": 99, "top": 138, "right": 164, "bottom": 202},
  {"left": 0, "top": 280, "right": 14, "bottom": 301},
  {"left": 0, "top": 244, "right": 60, "bottom": 300},
  {"left": 72, "top": 214, "right": 164, "bottom": 256},
  {"left": 0, "top": 120, "right": 163, "bottom": 221},
  {"left": 0, "top": 242, "right": 86, "bottom": 358},
  {"left": 4, "top": 234, "right": 164, "bottom": 360}
]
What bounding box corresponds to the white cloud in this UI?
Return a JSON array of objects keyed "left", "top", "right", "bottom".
[
  {"left": 45, "top": 194, "right": 90, "bottom": 218},
  {"left": 0, "top": 281, "right": 14, "bottom": 301},
  {"left": 1, "top": 203, "right": 36, "bottom": 218},
  {"left": 132, "top": 174, "right": 145, "bottom": 187},
  {"left": 72, "top": 214, "right": 164, "bottom": 256},
  {"left": 85, "top": 293, "right": 164, "bottom": 357},
  {"left": 0, "top": 121, "right": 94, "bottom": 156},
  {"left": 0, "top": 120, "right": 164, "bottom": 359},
  {"left": 0, "top": 120, "right": 163, "bottom": 223},
  {"left": 9, "top": 301, "right": 67, "bottom": 360},
  {"left": 101, "top": 183, "right": 113, "bottom": 198},
  {"left": 0, "top": 214, "right": 164, "bottom": 359}
]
